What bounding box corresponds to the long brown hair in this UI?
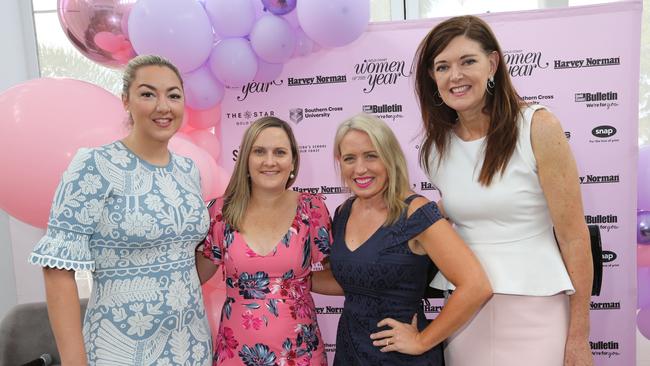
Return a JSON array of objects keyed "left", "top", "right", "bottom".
[
  {"left": 414, "top": 15, "right": 523, "bottom": 186},
  {"left": 222, "top": 117, "right": 300, "bottom": 230}
]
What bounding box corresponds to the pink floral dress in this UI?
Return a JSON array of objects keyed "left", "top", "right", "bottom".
[{"left": 203, "top": 193, "right": 332, "bottom": 366}]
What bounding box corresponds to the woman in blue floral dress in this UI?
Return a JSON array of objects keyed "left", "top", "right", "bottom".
[
  {"left": 29, "top": 55, "right": 212, "bottom": 365},
  {"left": 196, "top": 117, "right": 332, "bottom": 366}
]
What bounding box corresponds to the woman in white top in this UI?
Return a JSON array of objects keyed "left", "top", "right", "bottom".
[{"left": 413, "top": 15, "right": 593, "bottom": 366}]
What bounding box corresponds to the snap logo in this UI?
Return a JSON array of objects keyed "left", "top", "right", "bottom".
[
  {"left": 602, "top": 250, "right": 617, "bottom": 263},
  {"left": 592, "top": 125, "right": 617, "bottom": 138}
]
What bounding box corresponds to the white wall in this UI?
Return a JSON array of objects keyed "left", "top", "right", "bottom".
[{"left": 0, "top": 0, "right": 42, "bottom": 320}]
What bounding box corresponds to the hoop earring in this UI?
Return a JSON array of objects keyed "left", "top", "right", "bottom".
[
  {"left": 486, "top": 76, "right": 495, "bottom": 95},
  {"left": 433, "top": 89, "right": 445, "bottom": 107}
]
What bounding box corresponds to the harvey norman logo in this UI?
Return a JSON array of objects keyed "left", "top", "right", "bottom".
[
  {"left": 579, "top": 175, "right": 619, "bottom": 184},
  {"left": 590, "top": 301, "right": 620, "bottom": 310},
  {"left": 292, "top": 186, "right": 351, "bottom": 195},
  {"left": 287, "top": 74, "right": 347, "bottom": 86},
  {"left": 554, "top": 57, "right": 620, "bottom": 69}
]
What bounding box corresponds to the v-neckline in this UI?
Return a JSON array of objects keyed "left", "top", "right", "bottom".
[
  {"left": 238, "top": 194, "right": 302, "bottom": 257},
  {"left": 342, "top": 198, "right": 384, "bottom": 253}
]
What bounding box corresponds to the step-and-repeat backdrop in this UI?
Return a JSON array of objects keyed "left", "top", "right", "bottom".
[{"left": 218, "top": 2, "right": 641, "bottom": 364}]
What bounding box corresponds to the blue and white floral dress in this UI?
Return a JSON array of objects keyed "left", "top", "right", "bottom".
[{"left": 29, "top": 141, "right": 212, "bottom": 365}]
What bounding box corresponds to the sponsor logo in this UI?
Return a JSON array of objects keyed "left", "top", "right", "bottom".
[
  {"left": 298, "top": 144, "right": 327, "bottom": 154},
  {"left": 585, "top": 214, "right": 619, "bottom": 232},
  {"left": 503, "top": 50, "right": 549, "bottom": 77},
  {"left": 579, "top": 175, "right": 619, "bottom": 184},
  {"left": 292, "top": 186, "right": 351, "bottom": 195},
  {"left": 232, "top": 149, "right": 239, "bottom": 162},
  {"left": 589, "top": 125, "right": 619, "bottom": 143},
  {"left": 352, "top": 58, "right": 411, "bottom": 93},
  {"left": 602, "top": 250, "right": 617, "bottom": 263},
  {"left": 287, "top": 74, "right": 347, "bottom": 87},
  {"left": 421, "top": 299, "right": 443, "bottom": 314},
  {"left": 554, "top": 57, "right": 620, "bottom": 69},
  {"left": 362, "top": 103, "right": 404, "bottom": 121},
  {"left": 564, "top": 131, "right": 572, "bottom": 140},
  {"left": 575, "top": 91, "right": 619, "bottom": 109},
  {"left": 590, "top": 301, "right": 621, "bottom": 310},
  {"left": 420, "top": 182, "right": 439, "bottom": 191},
  {"left": 314, "top": 306, "right": 344, "bottom": 314},
  {"left": 521, "top": 94, "right": 554, "bottom": 104},
  {"left": 289, "top": 108, "right": 304, "bottom": 124},
  {"left": 591, "top": 125, "right": 617, "bottom": 138},
  {"left": 288, "top": 106, "right": 344, "bottom": 121},
  {"left": 226, "top": 110, "right": 276, "bottom": 127},
  {"left": 237, "top": 80, "right": 283, "bottom": 102},
  {"left": 590, "top": 340, "right": 621, "bottom": 358}
]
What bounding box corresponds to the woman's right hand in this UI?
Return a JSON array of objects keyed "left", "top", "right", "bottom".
[{"left": 43, "top": 267, "right": 88, "bottom": 366}]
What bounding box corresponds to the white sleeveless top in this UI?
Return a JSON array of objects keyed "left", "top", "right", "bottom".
[{"left": 429, "top": 104, "right": 575, "bottom": 296}]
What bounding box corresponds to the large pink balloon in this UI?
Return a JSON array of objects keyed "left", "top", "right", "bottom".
[
  {"left": 640, "top": 244, "right": 650, "bottom": 267},
  {"left": 186, "top": 105, "right": 222, "bottom": 130},
  {"left": 188, "top": 129, "right": 221, "bottom": 162},
  {"left": 128, "top": 0, "right": 214, "bottom": 72},
  {"left": 57, "top": 0, "right": 137, "bottom": 68},
  {"left": 297, "top": 0, "right": 370, "bottom": 47},
  {"left": 0, "top": 78, "right": 126, "bottom": 228},
  {"left": 169, "top": 136, "right": 219, "bottom": 200},
  {"left": 204, "top": 0, "right": 255, "bottom": 38}
]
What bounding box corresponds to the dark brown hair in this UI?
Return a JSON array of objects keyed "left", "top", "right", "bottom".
[{"left": 414, "top": 15, "right": 523, "bottom": 186}]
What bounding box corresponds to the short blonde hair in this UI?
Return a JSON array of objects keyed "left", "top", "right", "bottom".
[
  {"left": 333, "top": 113, "right": 411, "bottom": 225},
  {"left": 223, "top": 117, "right": 300, "bottom": 230}
]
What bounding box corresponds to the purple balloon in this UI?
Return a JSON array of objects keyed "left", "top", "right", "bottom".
[
  {"left": 57, "top": 0, "right": 137, "bottom": 68},
  {"left": 250, "top": 15, "right": 296, "bottom": 63},
  {"left": 639, "top": 211, "right": 650, "bottom": 244},
  {"left": 209, "top": 38, "right": 258, "bottom": 87},
  {"left": 262, "top": 0, "right": 296, "bottom": 15},
  {"left": 183, "top": 65, "right": 225, "bottom": 110},
  {"left": 297, "top": 0, "right": 370, "bottom": 47},
  {"left": 254, "top": 58, "right": 283, "bottom": 83},
  {"left": 640, "top": 267, "right": 650, "bottom": 309},
  {"left": 639, "top": 145, "right": 650, "bottom": 210},
  {"left": 638, "top": 308, "right": 650, "bottom": 339},
  {"left": 282, "top": 9, "right": 300, "bottom": 28},
  {"left": 128, "top": 0, "right": 213, "bottom": 72},
  {"left": 204, "top": 0, "right": 255, "bottom": 38},
  {"left": 293, "top": 27, "right": 314, "bottom": 57}
]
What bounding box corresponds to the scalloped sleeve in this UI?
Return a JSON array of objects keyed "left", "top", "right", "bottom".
[
  {"left": 306, "top": 194, "right": 333, "bottom": 266},
  {"left": 28, "top": 148, "right": 110, "bottom": 271}
]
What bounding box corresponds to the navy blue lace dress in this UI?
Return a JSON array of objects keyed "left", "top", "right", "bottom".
[{"left": 330, "top": 195, "right": 444, "bottom": 366}]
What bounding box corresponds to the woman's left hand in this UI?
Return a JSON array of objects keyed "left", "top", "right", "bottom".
[
  {"left": 370, "top": 314, "right": 427, "bottom": 355},
  {"left": 563, "top": 335, "right": 593, "bottom": 366}
]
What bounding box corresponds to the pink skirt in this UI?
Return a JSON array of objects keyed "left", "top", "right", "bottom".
[{"left": 444, "top": 293, "right": 569, "bottom": 366}]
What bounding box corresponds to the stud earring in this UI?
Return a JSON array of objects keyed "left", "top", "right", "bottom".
[{"left": 289, "top": 172, "right": 295, "bottom": 179}]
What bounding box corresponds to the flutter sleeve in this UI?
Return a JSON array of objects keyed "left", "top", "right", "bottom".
[
  {"left": 28, "top": 148, "right": 110, "bottom": 271},
  {"left": 306, "top": 194, "right": 333, "bottom": 266}
]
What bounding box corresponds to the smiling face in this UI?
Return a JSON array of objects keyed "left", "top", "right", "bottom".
[
  {"left": 431, "top": 35, "right": 498, "bottom": 116},
  {"left": 338, "top": 129, "right": 387, "bottom": 200},
  {"left": 247, "top": 127, "right": 295, "bottom": 192},
  {"left": 122, "top": 65, "right": 184, "bottom": 144}
]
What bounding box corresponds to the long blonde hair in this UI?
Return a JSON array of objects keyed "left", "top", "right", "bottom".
[
  {"left": 333, "top": 113, "right": 411, "bottom": 225},
  {"left": 223, "top": 117, "right": 300, "bottom": 230}
]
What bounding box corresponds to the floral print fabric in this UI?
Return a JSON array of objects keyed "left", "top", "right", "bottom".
[
  {"left": 203, "top": 193, "right": 332, "bottom": 366},
  {"left": 29, "top": 141, "right": 212, "bottom": 365}
]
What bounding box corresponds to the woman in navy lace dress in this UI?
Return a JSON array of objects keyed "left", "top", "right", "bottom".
[{"left": 315, "top": 114, "right": 491, "bottom": 365}]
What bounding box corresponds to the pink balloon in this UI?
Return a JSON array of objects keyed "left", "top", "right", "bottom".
[
  {"left": 183, "top": 65, "right": 225, "bottom": 110},
  {"left": 169, "top": 136, "right": 219, "bottom": 200},
  {"left": 293, "top": 27, "right": 314, "bottom": 57},
  {"left": 638, "top": 308, "right": 650, "bottom": 339},
  {"left": 214, "top": 165, "right": 231, "bottom": 197},
  {"left": 639, "top": 267, "right": 650, "bottom": 309},
  {"left": 0, "top": 78, "right": 126, "bottom": 228},
  {"left": 202, "top": 270, "right": 226, "bottom": 349},
  {"left": 57, "top": 0, "right": 137, "bottom": 68},
  {"left": 204, "top": 0, "right": 256, "bottom": 38},
  {"left": 186, "top": 105, "right": 222, "bottom": 130},
  {"left": 188, "top": 129, "right": 221, "bottom": 162},
  {"left": 639, "top": 244, "right": 650, "bottom": 267},
  {"left": 281, "top": 9, "right": 300, "bottom": 27},
  {"left": 297, "top": 0, "right": 370, "bottom": 47}
]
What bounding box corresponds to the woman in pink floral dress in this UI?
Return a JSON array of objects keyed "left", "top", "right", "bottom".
[{"left": 196, "top": 117, "right": 332, "bottom": 366}]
